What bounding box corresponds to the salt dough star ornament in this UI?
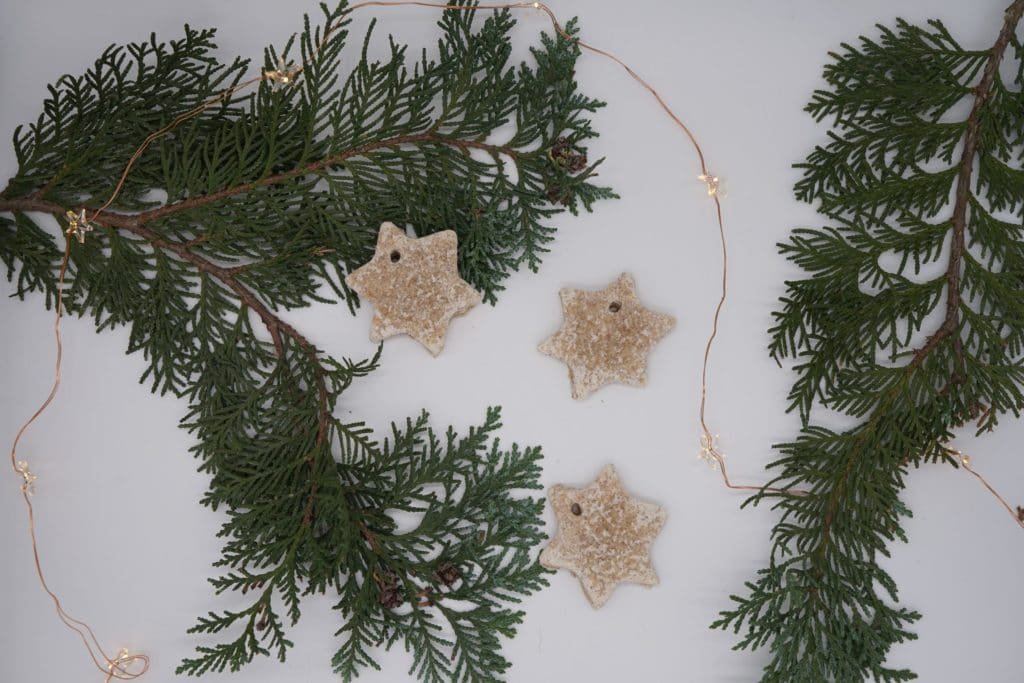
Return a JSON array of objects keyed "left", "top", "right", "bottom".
[
  {"left": 540, "top": 465, "right": 666, "bottom": 608},
  {"left": 346, "top": 222, "right": 481, "bottom": 356},
  {"left": 539, "top": 273, "right": 675, "bottom": 399}
]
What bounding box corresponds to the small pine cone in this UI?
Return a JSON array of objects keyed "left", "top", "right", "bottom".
[
  {"left": 378, "top": 586, "right": 404, "bottom": 610},
  {"left": 567, "top": 153, "right": 588, "bottom": 173},
  {"left": 376, "top": 568, "right": 399, "bottom": 587},
  {"left": 550, "top": 136, "right": 570, "bottom": 158},
  {"left": 550, "top": 136, "right": 577, "bottom": 169},
  {"left": 434, "top": 562, "right": 460, "bottom": 587}
]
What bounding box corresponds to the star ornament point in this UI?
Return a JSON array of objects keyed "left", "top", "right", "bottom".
[
  {"left": 540, "top": 464, "right": 666, "bottom": 608},
  {"left": 345, "top": 222, "right": 481, "bottom": 356},
  {"left": 539, "top": 273, "right": 675, "bottom": 399}
]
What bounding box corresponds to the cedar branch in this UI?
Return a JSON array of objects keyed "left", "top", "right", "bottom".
[
  {"left": 814, "top": 0, "right": 1024, "bottom": 567},
  {"left": 0, "top": 131, "right": 529, "bottom": 530}
]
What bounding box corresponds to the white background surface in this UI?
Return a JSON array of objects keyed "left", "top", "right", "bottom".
[{"left": 1, "top": 1, "right": 1022, "bottom": 681}]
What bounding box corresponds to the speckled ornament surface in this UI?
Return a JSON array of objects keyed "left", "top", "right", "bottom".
[
  {"left": 540, "top": 464, "right": 666, "bottom": 608},
  {"left": 539, "top": 273, "right": 675, "bottom": 399},
  {"left": 345, "top": 222, "right": 481, "bottom": 355}
]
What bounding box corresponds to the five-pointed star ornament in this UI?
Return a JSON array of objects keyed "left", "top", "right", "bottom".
[
  {"left": 539, "top": 273, "right": 675, "bottom": 399},
  {"left": 345, "top": 222, "right": 482, "bottom": 356},
  {"left": 540, "top": 465, "right": 666, "bottom": 608}
]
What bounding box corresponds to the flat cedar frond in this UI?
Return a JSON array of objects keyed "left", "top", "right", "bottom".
[
  {"left": 0, "top": 2, "right": 611, "bottom": 679},
  {"left": 714, "top": 4, "right": 1024, "bottom": 682}
]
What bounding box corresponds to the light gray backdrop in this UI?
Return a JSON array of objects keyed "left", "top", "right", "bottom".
[{"left": 1, "top": 1, "right": 1021, "bottom": 681}]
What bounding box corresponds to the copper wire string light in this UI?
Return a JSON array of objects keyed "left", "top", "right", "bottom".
[
  {"left": 8, "top": 1, "right": 1022, "bottom": 680},
  {"left": 9, "top": 240, "right": 150, "bottom": 681}
]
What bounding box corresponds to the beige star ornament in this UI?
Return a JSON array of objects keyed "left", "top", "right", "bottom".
[
  {"left": 346, "top": 222, "right": 481, "bottom": 356},
  {"left": 540, "top": 465, "right": 666, "bottom": 608},
  {"left": 539, "top": 273, "right": 675, "bottom": 399}
]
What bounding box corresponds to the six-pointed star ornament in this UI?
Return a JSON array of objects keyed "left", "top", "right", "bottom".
[
  {"left": 539, "top": 273, "right": 675, "bottom": 399},
  {"left": 540, "top": 464, "right": 666, "bottom": 608},
  {"left": 346, "top": 222, "right": 482, "bottom": 356}
]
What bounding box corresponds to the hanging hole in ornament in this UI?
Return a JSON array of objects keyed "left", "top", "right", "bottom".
[
  {"left": 390, "top": 250, "right": 401, "bottom": 263},
  {"left": 570, "top": 503, "right": 582, "bottom": 516},
  {"left": 608, "top": 301, "right": 621, "bottom": 313}
]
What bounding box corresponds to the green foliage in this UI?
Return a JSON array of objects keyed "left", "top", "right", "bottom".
[
  {"left": 714, "top": 8, "right": 1024, "bottom": 682},
  {"left": 328, "top": 408, "right": 548, "bottom": 681},
  {"left": 179, "top": 405, "right": 548, "bottom": 680},
  {"left": 0, "top": 2, "right": 613, "bottom": 679}
]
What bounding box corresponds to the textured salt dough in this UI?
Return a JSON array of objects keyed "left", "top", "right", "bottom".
[
  {"left": 345, "top": 222, "right": 481, "bottom": 356},
  {"left": 540, "top": 464, "right": 667, "bottom": 608},
  {"left": 539, "top": 273, "right": 676, "bottom": 399}
]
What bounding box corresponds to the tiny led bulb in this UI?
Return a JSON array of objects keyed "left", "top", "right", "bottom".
[{"left": 698, "top": 173, "right": 721, "bottom": 196}]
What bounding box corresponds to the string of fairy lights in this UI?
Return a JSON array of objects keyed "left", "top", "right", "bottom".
[{"left": 6, "top": 1, "right": 1021, "bottom": 680}]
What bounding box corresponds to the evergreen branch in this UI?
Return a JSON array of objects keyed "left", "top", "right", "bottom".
[
  {"left": 0, "top": 133, "right": 519, "bottom": 232},
  {"left": 717, "top": 3, "right": 1024, "bottom": 680},
  {"left": 0, "top": 3, "right": 601, "bottom": 679}
]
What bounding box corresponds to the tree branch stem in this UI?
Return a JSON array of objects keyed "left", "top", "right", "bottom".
[{"left": 910, "top": 0, "right": 1024, "bottom": 371}]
